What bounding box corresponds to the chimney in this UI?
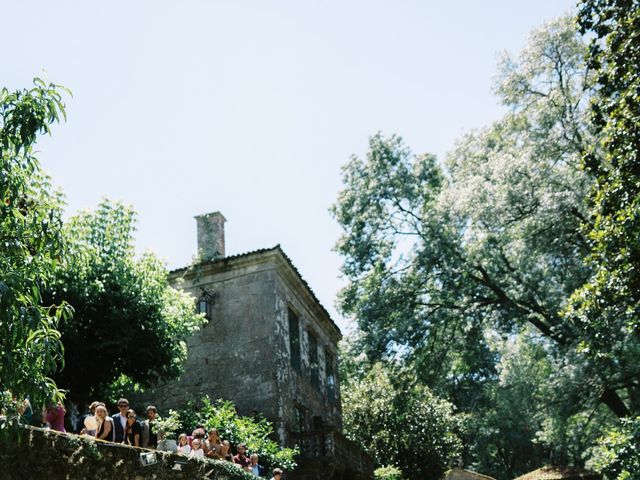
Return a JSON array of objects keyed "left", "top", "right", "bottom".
[{"left": 195, "top": 211, "right": 226, "bottom": 261}]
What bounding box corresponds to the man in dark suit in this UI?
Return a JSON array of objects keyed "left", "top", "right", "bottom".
[{"left": 112, "top": 398, "right": 129, "bottom": 443}]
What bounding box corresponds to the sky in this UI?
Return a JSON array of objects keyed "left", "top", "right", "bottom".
[{"left": 1, "top": 0, "right": 576, "bottom": 334}]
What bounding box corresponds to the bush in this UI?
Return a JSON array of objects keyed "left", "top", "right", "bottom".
[
  {"left": 375, "top": 465, "right": 406, "bottom": 480},
  {"left": 163, "top": 396, "right": 297, "bottom": 472},
  {"left": 590, "top": 416, "right": 640, "bottom": 480}
]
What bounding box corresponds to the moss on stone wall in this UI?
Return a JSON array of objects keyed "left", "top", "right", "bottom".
[{"left": 0, "top": 425, "right": 253, "bottom": 480}]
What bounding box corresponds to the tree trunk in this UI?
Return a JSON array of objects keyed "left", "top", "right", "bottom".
[{"left": 600, "top": 388, "right": 631, "bottom": 418}]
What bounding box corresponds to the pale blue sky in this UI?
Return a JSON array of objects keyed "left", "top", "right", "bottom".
[{"left": 2, "top": 0, "right": 576, "bottom": 333}]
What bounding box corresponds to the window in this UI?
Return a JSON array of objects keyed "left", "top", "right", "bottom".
[
  {"left": 195, "top": 291, "right": 214, "bottom": 321},
  {"left": 293, "top": 405, "right": 306, "bottom": 433},
  {"left": 308, "top": 331, "right": 319, "bottom": 390},
  {"left": 325, "top": 350, "right": 337, "bottom": 403},
  {"left": 288, "top": 309, "right": 301, "bottom": 372}
]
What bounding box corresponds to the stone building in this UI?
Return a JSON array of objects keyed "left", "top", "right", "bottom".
[{"left": 149, "top": 212, "right": 372, "bottom": 480}]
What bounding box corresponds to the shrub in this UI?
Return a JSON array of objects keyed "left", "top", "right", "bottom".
[{"left": 163, "top": 396, "right": 297, "bottom": 472}]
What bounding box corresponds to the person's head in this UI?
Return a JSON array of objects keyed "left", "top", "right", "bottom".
[
  {"left": 208, "top": 428, "right": 220, "bottom": 442},
  {"left": 117, "top": 398, "right": 129, "bottom": 414},
  {"left": 95, "top": 405, "right": 108, "bottom": 419},
  {"left": 126, "top": 409, "right": 137, "bottom": 424},
  {"left": 250, "top": 453, "right": 259, "bottom": 465},
  {"left": 221, "top": 440, "right": 230, "bottom": 452},
  {"left": 273, "top": 467, "right": 283, "bottom": 478},
  {"left": 192, "top": 427, "right": 205, "bottom": 439},
  {"left": 89, "top": 401, "right": 100, "bottom": 414},
  {"left": 192, "top": 438, "right": 202, "bottom": 450},
  {"left": 145, "top": 405, "right": 157, "bottom": 420},
  {"left": 237, "top": 443, "right": 247, "bottom": 456},
  {"left": 178, "top": 433, "right": 188, "bottom": 446}
]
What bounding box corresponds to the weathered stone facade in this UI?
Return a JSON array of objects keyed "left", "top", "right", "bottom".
[{"left": 147, "top": 213, "right": 372, "bottom": 480}]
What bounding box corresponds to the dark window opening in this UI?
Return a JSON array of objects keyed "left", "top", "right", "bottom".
[
  {"left": 325, "top": 350, "right": 337, "bottom": 403},
  {"left": 308, "top": 331, "right": 319, "bottom": 390},
  {"left": 293, "top": 405, "right": 307, "bottom": 433},
  {"left": 289, "top": 308, "right": 301, "bottom": 372}
]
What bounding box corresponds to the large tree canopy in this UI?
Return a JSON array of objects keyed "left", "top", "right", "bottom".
[
  {"left": 43, "top": 200, "right": 205, "bottom": 404},
  {"left": 0, "top": 80, "right": 71, "bottom": 410},
  {"left": 333, "top": 15, "right": 633, "bottom": 477},
  {"left": 331, "top": 15, "right": 619, "bottom": 411}
]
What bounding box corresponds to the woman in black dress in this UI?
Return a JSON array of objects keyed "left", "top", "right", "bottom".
[{"left": 124, "top": 409, "right": 142, "bottom": 447}]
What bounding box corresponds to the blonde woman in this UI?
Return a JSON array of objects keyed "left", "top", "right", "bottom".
[{"left": 95, "top": 405, "right": 114, "bottom": 442}]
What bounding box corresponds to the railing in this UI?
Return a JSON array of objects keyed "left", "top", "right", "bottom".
[{"left": 289, "top": 428, "right": 373, "bottom": 478}]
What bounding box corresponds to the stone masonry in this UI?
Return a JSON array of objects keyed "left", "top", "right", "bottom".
[{"left": 145, "top": 212, "right": 373, "bottom": 480}]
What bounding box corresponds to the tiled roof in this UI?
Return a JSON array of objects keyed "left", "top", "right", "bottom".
[
  {"left": 447, "top": 467, "right": 496, "bottom": 480},
  {"left": 513, "top": 467, "right": 601, "bottom": 480},
  {"left": 170, "top": 244, "right": 341, "bottom": 337}
]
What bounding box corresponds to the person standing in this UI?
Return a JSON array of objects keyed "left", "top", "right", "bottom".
[
  {"left": 112, "top": 398, "right": 129, "bottom": 443},
  {"left": 95, "top": 405, "right": 114, "bottom": 442},
  {"left": 78, "top": 401, "right": 100, "bottom": 435},
  {"left": 177, "top": 433, "right": 191, "bottom": 456},
  {"left": 205, "top": 428, "right": 223, "bottom": 459},
  {"left": 250, "top": 453, "right": 266, "bottom": 477},
  {"left": 123, "top": 409, "right": 142, "bottom": 447},
  {"left": 18, "top": 397, "right": 33, "bottom": 425},
  {"left": 44, "top": 402, "right": 66, "bottom": 432},
  {"left": 233, "top": 443, "right": 251, "bottom": 471},
  {"left": 189, "top": 438, "right": 205, "bottom": 460},
  {"left": 141, "top": 405, "right": 158, "bottom": 448}
]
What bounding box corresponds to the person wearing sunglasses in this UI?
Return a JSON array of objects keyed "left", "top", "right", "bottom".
[{"left": 124, "top": 409, "right": 142, "bottom": 447}]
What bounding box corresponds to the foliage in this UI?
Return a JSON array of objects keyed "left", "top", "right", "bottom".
[
  {"left": 332, "top": 15, "right": 633, "bottom": 477},
  {"left": 0, "top": 79, "right": 72, "bottom": 413},
  {"left": 590, "top": 417, "right": 640, "bottom": 480},
  {"left": 165, "top": 396, "right": 298, "bottom": 472},
  {"left": 341, "top": 362, "right": 462, "bottom": 480},
  {"left": 564, "top": 0, "right": 640, "bottom": 417},
  {"left": 374, "top": 465, "right": 406, "bottom": 480},
  {"left": 42, "top": 199, "right": 205, "bottom": 404},
  {"left": 467, "top": 329, "right": 615, "bottom": 478}
]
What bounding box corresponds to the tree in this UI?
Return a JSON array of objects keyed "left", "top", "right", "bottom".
[
  {"left": 564, "top": 0, "right": 640, "bottom": 416},
  {"left": 468, "top": 329, "right": 615, "bottom": 478},
  {"left": 341, "top": 362, "right": 462, "bottom": 480},
  {"left": 0, "top": 79, "right": 72, "bottom": 412},
  {"left": 332, "top": 15, "right": 635, "bottom": 419},
  {"left": 590, "top": 416, "right": 640, "bottom": 480},
  {"left": 42, "top": 200, "right": 205, "bottom": 404},
  {"left": 332, "top": 15, "right": 640, "bottom": 475}
]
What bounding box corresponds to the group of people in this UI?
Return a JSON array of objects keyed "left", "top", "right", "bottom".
[{"left": 72, "top": 398, "right": 284, "bottom": 479}]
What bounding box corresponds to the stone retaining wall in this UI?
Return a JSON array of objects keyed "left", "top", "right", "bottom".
[{"left": 0, "top": 426, "right": 252, "bottom": 480}]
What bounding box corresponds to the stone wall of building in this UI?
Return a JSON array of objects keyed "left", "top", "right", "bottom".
[
  {"left": 272, "top": 258, "right": 342, "bottom": 439},
  {"left": 145, "top": 256, "right": 281, "bottom": 422}
]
